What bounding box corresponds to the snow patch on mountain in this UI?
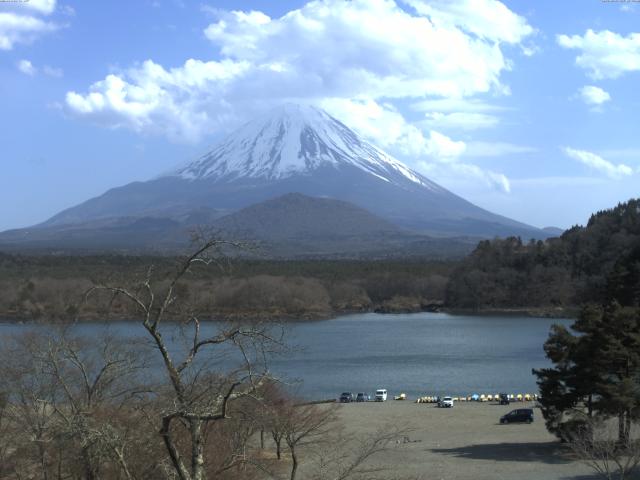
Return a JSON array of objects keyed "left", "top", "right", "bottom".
[{"left": 167, "top": 104, "right": 442, "bottom": 191}]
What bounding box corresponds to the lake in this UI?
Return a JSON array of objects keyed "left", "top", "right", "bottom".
[{"left": 0, "top": 312, "right": 571, "bottom": 400}]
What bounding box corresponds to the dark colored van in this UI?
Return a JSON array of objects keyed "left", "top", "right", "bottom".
[
  {"left": 500, "top": 408, "right": 534, "bottom": 424},
  {"left": 339, "top": 392, "right": 354, "bottom": 403},
  {"left": 499, "top": 393, "right": 510, "bottom": 405}
]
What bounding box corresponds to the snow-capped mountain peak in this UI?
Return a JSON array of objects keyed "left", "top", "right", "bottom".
[
  {"left": 169, "top": 103, "right": 440, "bottom": 190},
  {"left": 13, "top": 103, "right": 547, "bottom": 243}
]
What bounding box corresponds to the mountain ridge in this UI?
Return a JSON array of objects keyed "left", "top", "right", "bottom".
[
  {"left": 214, "top": 192, "right": 401, "bottom": 239},
  {"left": 0, "top": 193, "right": 479, "bottom": 258},
  {"left": 2, "top": 103, "right": 550, "bottom": 253}
]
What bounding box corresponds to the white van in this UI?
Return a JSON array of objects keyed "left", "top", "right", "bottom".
[
  {"left": 438, "top": 396, "right": 454, "bottom": 408},
  {"left": 375, "top": 389, "right": 388, "bottom": 402}
]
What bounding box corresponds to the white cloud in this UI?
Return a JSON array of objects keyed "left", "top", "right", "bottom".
[
  {"left": 464, "top": 141, "right": 537, "bottom": 157},
  {"left": 17, "top": 59, "right": 36, "bottom": 76},
  {"left": 577, "top": 85, "right": 611, "bottom": 106},
  {"left": 424, "top": 130, "right": 467, "bottom": 159},
  {"left": 21, "top": 0, "right": 56, "bottom": 15},
  {"left": 319, "top": 97, "right": 467, "bottom": 158},
  {"left": 16, "top": 59, "right": 63, "bottom": 77},
  {"left": 600, "top": 148, "right": 640, "bottom": 161},
  {"left": 422, "top": 111, "right": 499, "bottom": 131},
  {"left": 484, "top": 170, "right": 511, "bottom": 193},
  {"left": 65, "top": 0, "right": 532, "bottom": 192},
  {"left": 202, "top": 0, "right": 533, "bottom": 100},
  {"left": 512, "top": 176, "right": 606, "bottom": 188},
  {"left": 563, "top": 147, "right": 633, "bottom": 179},
  {"left": 411, "top": 98, "right": 507, "bottom": 113},
  {"left": 43, "top": 65, "right": 63, "bottom": 77},
  {"left": 413, "top": 96, "right": 505, "bottom": 134},
  {"left": 319, "top": 98, "right": 425, "bottom": 156},
  {"left": 418, "top": 161, "right": 511, "bottom": 193},
  {"left": 0, "top": 0, "right": 58, "bottom": 50},
  {"left": 67, "top": 0, "right": 534, "bottom": 143},
  {"left": 404, "top": 0, "right": 534, "bottom": 44},
  {"left": 557, "top": 29, "right": 640, "bottom": 80},
  {"left": 66, "top": 59, "right": 251, "bottom": 142},
  {"left": 317, "top": 97, "right": 513, "bottom": 191},
  {"left": 1, "top": 0, "right": 57, "bottom": 15}
]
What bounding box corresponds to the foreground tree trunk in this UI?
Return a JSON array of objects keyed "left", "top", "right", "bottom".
[
  {"left": 191, "top": 419, "right": 205, "bottom": 480},
  {"left": 566, "top": 416, "right": 640, "bottom": 480},
  {"left": 289, "top": 445, "right": 298, "bottom": 480},
  {"left": 86, "top": 237, "right": 282, "bottom": 480}
]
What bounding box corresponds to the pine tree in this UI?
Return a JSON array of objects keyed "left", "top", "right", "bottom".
[
  {"left": 535, "top": 303, "right": 640, "bottom": 442},
  {"left": 591, "top": 304, "right": 640, "bottom": 443}
]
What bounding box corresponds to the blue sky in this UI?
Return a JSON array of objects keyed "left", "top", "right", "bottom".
[{"left": 1, "top": 0, "right": 639, "bottom": 231}]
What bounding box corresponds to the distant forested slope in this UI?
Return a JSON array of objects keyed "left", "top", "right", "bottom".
[
  {"left": 2, "top": 199, "right": 640, "bottom": 321},
  {"left": 0, "top": 254, "right": 453, "bottom": 320},
  {"left": 445, "top": 199, "right": 640, "bottom": 310}
]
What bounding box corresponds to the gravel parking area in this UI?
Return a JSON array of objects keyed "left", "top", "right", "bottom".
[{"left": 334, "top": 401, "right": 594, "bottom": 480}]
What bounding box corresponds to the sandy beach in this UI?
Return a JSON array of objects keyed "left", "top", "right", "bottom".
[{"left": 333, "top": 401, "right": 593, "bottom": 480}]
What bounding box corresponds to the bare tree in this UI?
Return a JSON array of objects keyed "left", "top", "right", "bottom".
[
  {"left": 264, "top": 397, "right": 409, "bottom": 480},
  {"left": 0, "top": 237, "right": 409, "bottom": 480},
  {"left": 563, "top": 415, "right": 640, "bottom": 480},
  {"left": 0, "top": 331, "right": 64, "bottom": 479},
  {"left": 0, "top": 390, "right": 13, "bottom": 478},
  {"left": 85, "top": 237, "right": 285, "bottom": 480},
  {"left": 256, "top": 383, "right": 291, "bottom": 462},
  {"left": 310, "top": 424, "right": 412, "bottom": 480},
  {"left": 0, "top": 329, "right": 156, "bottom": 480},
  {"left": 279, "top": 402, "right": 337, "bottom": 480}
]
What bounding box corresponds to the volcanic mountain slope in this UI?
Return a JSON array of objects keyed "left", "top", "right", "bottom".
[
  {"left": 212, "top": 193, "right": 477, "bottom": 258},
  {"left": 0, "top": 193, "right": 477, "bottom": 258},
  {"left": 215, "top": 193, "right": 400, "bottom": 240},
  {"left": 0, "top": 104, "right": 548, "bottom": 253}
]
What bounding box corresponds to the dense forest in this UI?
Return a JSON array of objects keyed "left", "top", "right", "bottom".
[
  {"left": 0, "top": 254, "right": 453, "bottom": 320},
  {"left": 1, "top": 199, "right": 639, "bottom": 321},
  {"left": 446, "top": 199, "right": 640, "bottom": 311}
]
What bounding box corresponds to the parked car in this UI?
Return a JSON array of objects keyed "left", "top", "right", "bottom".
[
  {"left": 500, "top": 408, "right": 534, "bottom": 424},
  {"left": 375, "top": 389, "right": 388, "bottom": 402},
  {"left": 356, "top": 392, "right": 370, "bottom": 402},
  {"left": 438, "top": 396, "right": 454, "bottom": 408},
  {"left": 339, "top": 392, "right": 354, "bottom": 403},
  {"left": 499, "top": 393, "right": 510, "bottom": 405}
]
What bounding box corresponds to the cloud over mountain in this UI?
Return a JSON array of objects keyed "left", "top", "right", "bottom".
[
  {"left": 63, "top": 0, "right": 534, "bottom": 192},
  {"left": 66, "top": 0, "right": 534, "bottom": 138}
]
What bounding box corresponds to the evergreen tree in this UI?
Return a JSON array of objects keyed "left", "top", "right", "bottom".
[
  {"left": 535, "top": 303, "right": 640, "bottom": 442},
  {"left": 591, "top": 304, "right": 640, "bottom": 443},
  {"left": 447, "top": 198, "right": 640, "bottom": 310}
]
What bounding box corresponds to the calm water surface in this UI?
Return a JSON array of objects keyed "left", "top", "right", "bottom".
[{"left": 0, "top": 312, "right": 571, "bottom": 400}]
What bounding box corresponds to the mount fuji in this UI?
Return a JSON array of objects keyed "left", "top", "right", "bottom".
[{"left": 0, "top": 104, "right": 549, "bottom": 254}]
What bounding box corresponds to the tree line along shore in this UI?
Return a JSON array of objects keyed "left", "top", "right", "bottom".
[{"left": 1, "top": 198, "right": 639, "bottom": 322}]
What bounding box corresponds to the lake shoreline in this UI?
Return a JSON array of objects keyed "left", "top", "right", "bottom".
[{"left": 0, "top": 303, "right": 576, "bottom": 324}]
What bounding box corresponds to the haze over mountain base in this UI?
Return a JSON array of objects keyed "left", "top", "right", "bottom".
[{"left": 0, "top": 104, "right": 550, "bottom": 255}]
